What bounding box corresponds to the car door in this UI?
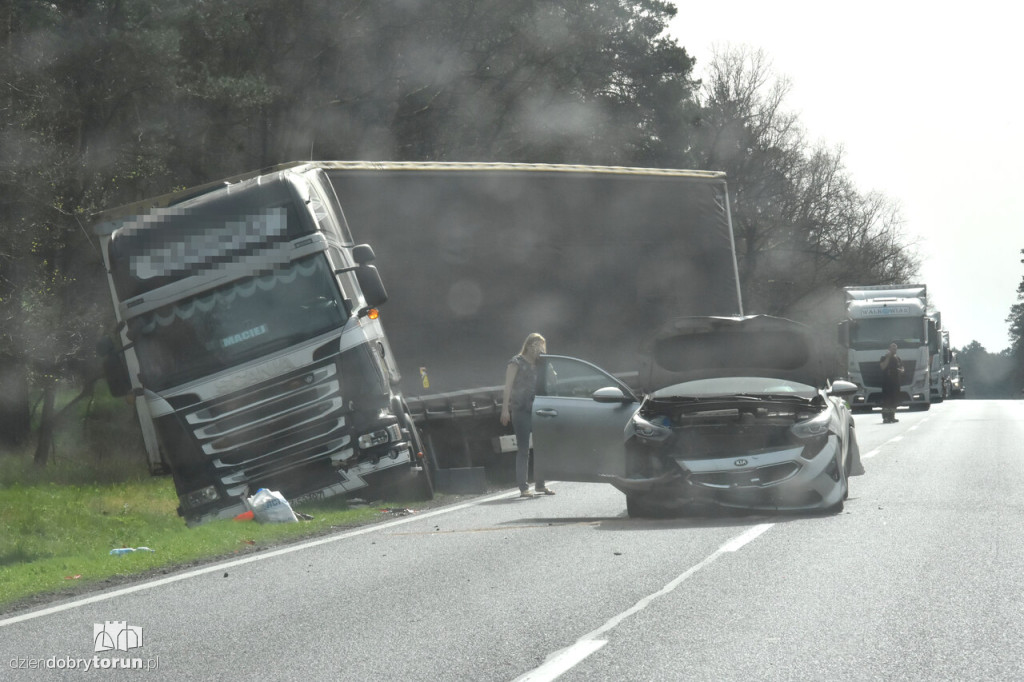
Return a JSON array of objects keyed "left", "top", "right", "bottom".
[{"left": 532, "top": 355, "right": 639, "bottom": 483}]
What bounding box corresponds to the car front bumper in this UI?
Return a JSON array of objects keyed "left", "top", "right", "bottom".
[{"left": 606, "top": 436, "right": 845, "bottom": 512}]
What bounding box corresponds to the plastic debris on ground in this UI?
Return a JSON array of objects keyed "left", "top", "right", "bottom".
[
  {"left": 109, "top": 547, "right": 156, "bottom": 555},
  {"left": 247, "top": 488, "right": 299, "bottom": 524},
  {"left": 379, "top": 508, "right": 417, "bottom": 517}
]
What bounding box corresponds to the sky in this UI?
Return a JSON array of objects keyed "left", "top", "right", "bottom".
[{"left": 668, "top": 0, "right": 1022, "bottom": 352}]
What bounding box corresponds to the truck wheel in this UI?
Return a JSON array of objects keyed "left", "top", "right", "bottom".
[{"left": 401, "top": 409, "right": 434, "bottom": 501}]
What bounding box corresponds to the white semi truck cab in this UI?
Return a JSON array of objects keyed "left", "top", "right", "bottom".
[
  {"left": 94, "top": 164, "right": 433, "bottom": 525},
  {"left": 839, "top": 284, "right": 936, "bottom": 412}
]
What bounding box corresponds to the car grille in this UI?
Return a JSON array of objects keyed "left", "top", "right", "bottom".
[
  {"left": 859, "top": 359, "right": 916, "bottom": 388},
  {"left": 672, "top": 425, "right": 796, "bottom": 459},
  {"left": 181, "top": 360, "right": 352, "bottom": 494},
  {"left": 690, "top": 462, "right": 800, "bottom": 489}
]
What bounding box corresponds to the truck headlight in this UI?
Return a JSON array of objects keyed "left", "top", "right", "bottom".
[
  {"left": 183, "top": 485, "right": 219, "bottom": 508},
  {"left": 358, "top": 423, "right": 402, "bottom": 449}
]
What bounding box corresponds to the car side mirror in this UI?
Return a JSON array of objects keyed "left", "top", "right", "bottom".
[
  {"left": 828, "top": 379, "right": 859, "bottom": 398},
  {"left": 592, "top": 386, "right": 634, "bottom": 404}
]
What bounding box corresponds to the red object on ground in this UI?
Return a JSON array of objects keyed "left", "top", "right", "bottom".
[{"left": 233, "top": 510, "right": 254, "bottom": 521}]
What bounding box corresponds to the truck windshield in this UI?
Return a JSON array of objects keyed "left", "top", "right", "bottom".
[
  {"left": 129, "top": 254, "right": 347, "bottom": 391},
  {"left": 850, "top": 317, "right": 924, "bottom": 351}
]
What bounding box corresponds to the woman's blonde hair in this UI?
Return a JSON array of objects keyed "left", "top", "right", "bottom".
[{"left": 519, "top": 332, "right": 546, "bottom": 355}]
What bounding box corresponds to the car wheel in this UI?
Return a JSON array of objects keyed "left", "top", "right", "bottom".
[
  {"left": 626, "top": 495, "right": 670, "bottom": 518},
  {"left": 826, "top": 498, "right": 845, "bottom": 514},
  {"left": 829, "top": 451, "right": 848, "bottom": 512}
]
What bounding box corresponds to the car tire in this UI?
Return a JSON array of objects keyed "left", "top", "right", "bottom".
[
  {"left": 826, "top": 498, "right": 845, "bottom": 514},
  {"left": 626, "top": 495, "right": 670, "bottom": 518},
  {"left": 829, "top": 451, "right": 848, "bottom": 513}
]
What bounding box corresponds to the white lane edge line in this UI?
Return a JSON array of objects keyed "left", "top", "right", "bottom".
[
  {"left": 0, "top": 489, "right": 521, "bottom": 628},
  {"left": 514, "top": 640, "right": 608, "bottom": 682},
  {"left": 514, "top": 523, "right": 775, "bottom": 682}
]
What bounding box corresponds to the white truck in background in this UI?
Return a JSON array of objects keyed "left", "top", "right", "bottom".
[
  {"left": 937, "top": 328, "right": 953, "bottom": 401},
  {"left": 839, "top": 284, "right": 938, "bottom": 412},
  {"left": 927, "top": 314, "right": 952, "bottom": 403}
]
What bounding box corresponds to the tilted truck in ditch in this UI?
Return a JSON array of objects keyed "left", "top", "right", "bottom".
[
  {"left": 94, "top": 164, "right": 434, "bottom": 525},
  {"left": 94, "top": 161, "right": 744, "bottom": 521},
  {"left": 838, "top": 284, "right": 938, "bottom": 412}
]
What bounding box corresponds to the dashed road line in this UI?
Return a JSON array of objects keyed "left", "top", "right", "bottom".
[{"left": 513, "top": 523, "right": 775, "bottom": 681}]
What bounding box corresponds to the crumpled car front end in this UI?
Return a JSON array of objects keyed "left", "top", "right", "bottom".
[{"left": 609, "top": 388, "right": 849, "bottom": 514}]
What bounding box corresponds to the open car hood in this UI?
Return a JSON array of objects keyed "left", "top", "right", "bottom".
[{"left": 638, "top": 315, "right": 826, "bottom": 393}]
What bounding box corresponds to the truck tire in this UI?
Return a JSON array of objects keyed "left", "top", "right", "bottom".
[{"left": 400, "top": 408, "right": 435, "bottom": 501}]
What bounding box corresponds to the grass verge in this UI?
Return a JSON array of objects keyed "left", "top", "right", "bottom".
[{"left": 0, "top": 470, "right": 453, "bottom": 614}]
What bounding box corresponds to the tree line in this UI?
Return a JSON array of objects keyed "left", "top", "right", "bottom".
[
  {"left": 1, "top": 0, "right": 926, "bottom": 462},
  {"left": 960, "top": 249, "right": 1024, "bottom": 398}
]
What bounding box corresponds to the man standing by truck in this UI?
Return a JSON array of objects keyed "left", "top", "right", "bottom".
[{"left": 880, "top": 342, "right": 905, "bottom": 423}]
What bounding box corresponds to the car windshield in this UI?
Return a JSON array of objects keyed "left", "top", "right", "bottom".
[
  {"left": 129, "top": 254, "right": 347, "bottom": 391},
  {"left": 651, "top": 376, "right": 817, "bottom": 399}
]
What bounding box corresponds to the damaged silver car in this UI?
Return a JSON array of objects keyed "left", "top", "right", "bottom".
[{"left": 532, "top": 316, "right": 863, "bottom": 517}]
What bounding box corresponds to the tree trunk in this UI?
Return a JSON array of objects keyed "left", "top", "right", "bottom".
[
  {"left": 33, "top": 380, "right": 56, "bottom": 467},
  {"left": 0, "top": 359, "right": 31, "bottom": 448}
]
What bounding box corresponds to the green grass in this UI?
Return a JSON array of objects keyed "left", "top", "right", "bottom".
[
  {"left": 0, "top": 469, "right": 428, "bottom": 612},
  {"left": 0, "top": 385, "right": 454, "bottom": 613}
]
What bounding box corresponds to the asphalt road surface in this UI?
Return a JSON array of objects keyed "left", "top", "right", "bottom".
[{"left": 3, "top": 398, "right": 1023, "bottom": 681}]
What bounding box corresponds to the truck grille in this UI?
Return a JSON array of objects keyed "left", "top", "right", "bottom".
[
  {"left": 181, "top": 361, "right": 351, "bottom": 493},
  {"left": 858, "top": 359, "right": 916, "bottom": 388}
]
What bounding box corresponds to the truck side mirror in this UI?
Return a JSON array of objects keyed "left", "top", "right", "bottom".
[
  {"left": 352, "top": 244, "right": 376, "bottom": 265},
  {"left": 837, "top": 321, "right": 850, "bottom": 347},
  {"left": 356, "top": 264, "right": 388, "bottom": 308},
  {"left": 96, "top": 335, "right": 132, "bottom": 397}
]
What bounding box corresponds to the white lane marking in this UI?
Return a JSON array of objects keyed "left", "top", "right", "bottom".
[
  {"left": 860, "top": 416, "right": 922, "bottom": 459},
  {"left": 515, "top": 640, "right": 608, "bottom": 682},
  {"left": 513, "top": 523, "right": 775, "bottom": 682},
  {"left": 0, "top": 489, "right": 521, "bottom": 628}
]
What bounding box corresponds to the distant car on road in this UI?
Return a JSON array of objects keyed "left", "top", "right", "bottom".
[
  {"left": 949, "top": 365, "right": 965, "bottom": 397},
  {"left": 533, "top": 316, "right": 863, "bottom": 517}
]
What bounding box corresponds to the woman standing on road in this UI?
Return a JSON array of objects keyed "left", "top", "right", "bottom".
[{"left": 500, "top": 333, "right": 555, "bottom": 497}]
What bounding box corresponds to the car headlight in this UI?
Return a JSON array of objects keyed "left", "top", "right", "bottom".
[
  {"left": 631, "top": 414, "right": 672, "bottom": 443},
  {"left": 790, "top": 408, "right": 831, "bottom": 439}
]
